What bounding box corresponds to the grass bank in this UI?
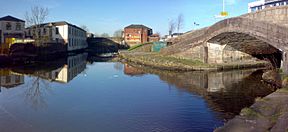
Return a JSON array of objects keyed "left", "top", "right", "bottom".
[
  {"left": 119, "top": 51, "right": 268, "bottom": 71},
  {"left": 128, "top": 42, "right": 152, "bottom": 51}
]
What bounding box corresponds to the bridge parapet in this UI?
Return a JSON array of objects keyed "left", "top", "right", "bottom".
[{"left": 241, "top": 6, "right": 288, "bottom": 26}]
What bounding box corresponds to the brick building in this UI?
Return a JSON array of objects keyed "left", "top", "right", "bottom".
[
  {"left": 124, "top": 24, "right": 153, "bottom": 46},
  {"left": 148, "top": 34, "right": 160, "bottom": 42}
]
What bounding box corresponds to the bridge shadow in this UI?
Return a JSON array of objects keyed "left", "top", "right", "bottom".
[
  {"left": 208, "top": 32, "right": 283, "bottom": 68},
  {"left": 87, "top": 37, "right": 128, "bottom": 54}
]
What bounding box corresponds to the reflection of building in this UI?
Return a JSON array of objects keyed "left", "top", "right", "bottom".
[
  {"left": 35, "top": 53, "right": 88, "bottom": 83},
  {"left": 26, "top": 21, "right": 88, "bottom": 51},
  {"left": 0, "top": 16, "right": 25, "bottom": 54},
  {"left": 248, "top": 0, "right": 287, "bottom": 12},
  {"left": 124, "top": 24, "right": 153, "bottom": 46},
  {"left": 0, "top": 71, "right": 24, "bottom": 90},
  {"left": 12, "top": 53, "right": 88, "bottom": 84},
  {"left": 123, "top": 64, "right": 146, "bottom": 76},
  {"left": 55, "top": 53, "right": 88, "bottom": 83}
]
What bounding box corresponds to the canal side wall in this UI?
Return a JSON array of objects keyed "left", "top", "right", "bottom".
[
  {"left": 9, "top": 42, "right": 67, "bottom": 56},
  {"left": 215, "top": 88, "right": 288, "bottom": 132}
]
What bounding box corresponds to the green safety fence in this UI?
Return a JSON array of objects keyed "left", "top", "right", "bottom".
[{"left": 151, "top": 42, "right": 167, "bottom": 52}]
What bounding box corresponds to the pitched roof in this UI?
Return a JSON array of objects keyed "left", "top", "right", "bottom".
[
  {"left": 0, "top": 15, "right": 25, "bottom": 22},
  {"left": 26, "top": 21, "right": 86, "bottom": 32},
  {"left": 125, "top": 24, "right": 151, "bottom": 29}
]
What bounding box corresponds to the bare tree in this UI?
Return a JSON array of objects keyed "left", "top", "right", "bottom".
[
  {"left": 24, "top": 72, "right": 52, "bottom": 110},
  {"left": 168, "top": 19, "right": 176, "bottom": 35},
  {"left": 113, "top": 29, "right": 123, "bottom": 43},
  {"left": 94, "top": 33, "right": 100, "bottom": 37},
  {"left": 155, "top": 32, "right": 161, "bottom": 37},
  {"left": 101, "top": 33, "right": 110, "bottom": 38},
  {"left": 113, "top": 29, "right": 123, "bottom": 38},
  {"left": 25, "top": 6, "right": 49, "bottom": 27},
  {"left": 176, "top": 14, "right": 184, "bottom": 33},
  {"left": 80, "top": 25, "right": 89, "bottom": 32},
  {"left": 25, "top": 6, "right": 49, "bottom": 46}
]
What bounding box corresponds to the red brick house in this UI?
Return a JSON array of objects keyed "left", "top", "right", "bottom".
[{"left": 124, "top": 24, "right": 153, "bottom": 46}]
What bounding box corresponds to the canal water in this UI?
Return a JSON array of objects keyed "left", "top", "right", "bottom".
[{"left": 0, "top": 53, "right": 276, "bottom": 132}]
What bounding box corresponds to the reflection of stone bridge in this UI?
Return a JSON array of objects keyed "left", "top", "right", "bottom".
[
  {"left": 161, "top": 6, "right": 288, "bottom": 71},
  {"left": 124, "top": 64, "right": 275, "bottom": 120}
]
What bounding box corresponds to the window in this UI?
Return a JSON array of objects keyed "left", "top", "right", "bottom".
[
  {"left": 251, "top": 7, "right": 257, "bottom": 12},
  {"left": 6, "top": 22, "right": 12, "bottom": 30},
  {"left": 56, "top": 27, "right": 59, "bottom": 34},
  {"left": 5, "top": 76, "right": 11, "bottom": 83},
  {"left": 55, "top": 72, "right": 59, "bottom": 79},
  {"left": 15, "top": 76, "right": 21, "bottom": 83},
  {"left": 38, "top": 29, "right": 41, "bottom": 36},
  {"left": 16, "top": 23, "right": 21, "bottom": 30},
  {"left": 43, "top": 28, "right": 47, "bottom": 35}
]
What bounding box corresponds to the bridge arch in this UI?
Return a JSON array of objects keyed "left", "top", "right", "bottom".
[{"left": 161, "top": 6, "right": 288, "bottom": 69}]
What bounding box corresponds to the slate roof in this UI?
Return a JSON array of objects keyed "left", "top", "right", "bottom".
[
  {"left": 0, "top": 15, "right": 25, "bottom": 22},
  {"left": 125, "top": 24, "right": 151, "bottom": 29}
]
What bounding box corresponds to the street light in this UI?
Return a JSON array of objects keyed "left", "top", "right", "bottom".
[{"left": 215, "top": 0, "right": 229, "bottom": 18}]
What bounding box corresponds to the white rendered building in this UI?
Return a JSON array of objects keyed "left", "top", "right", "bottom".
[
  {"left": 26, "top": 21, "right": 88, "bottom": 51},
  {"left": 248, "top": 0, "right": 287, "bottom": 12}
]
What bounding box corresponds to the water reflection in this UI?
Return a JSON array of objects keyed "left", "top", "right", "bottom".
[
  {"left": 0, "top": 53, "right": 88, "bottom": 110},
  {"left": 0, "top": 54, "right": 277, "bottom": 131},
  {"left": 123, "top": 64, "right": 275, "bottom": 120},
  {"left": 0, "top": 70, "right": 24, "bottom": 92}
]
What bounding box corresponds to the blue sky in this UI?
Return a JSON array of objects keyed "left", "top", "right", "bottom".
[{"left": 0, "top": 0, "right": 255, "bottom": 36}]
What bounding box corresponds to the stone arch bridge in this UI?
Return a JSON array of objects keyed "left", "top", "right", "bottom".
[{"left": 161, "top": 6, "right": 288, "bottom": 71}]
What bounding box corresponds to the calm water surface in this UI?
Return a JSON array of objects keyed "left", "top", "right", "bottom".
[{"left": 0, "top": 53, "right": 275, "bottom": 132}]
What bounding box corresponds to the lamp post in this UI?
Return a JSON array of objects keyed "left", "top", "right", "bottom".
[
  {"left": 215, "top": 0, "right": 228, "bottom": 18},
  {"left": 223, "top": 0, "right": 225, "bottom": 13}
]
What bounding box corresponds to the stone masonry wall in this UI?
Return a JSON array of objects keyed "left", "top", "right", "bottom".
[
  {"left": 173, "top": 42, "right": 256, "bottom": 64},
  {"left": 241, "top": 6, "right": 288, "bottom": 26},
  {"left": 172, "top": 44, "right": 206, "bottom": 63}
]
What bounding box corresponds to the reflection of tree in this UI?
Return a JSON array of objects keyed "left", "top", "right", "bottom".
[
  {"left": 24, "top": 72, "right": 52, "bottom": 110},
  {"left": 113, "top": 62, "right": 124, "bottom": 71}
]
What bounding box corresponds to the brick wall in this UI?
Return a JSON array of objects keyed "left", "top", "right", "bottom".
[{"left": 124, "top": 28, "right": 149, "bottom": 46}]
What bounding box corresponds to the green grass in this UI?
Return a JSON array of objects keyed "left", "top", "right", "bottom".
[
  {"left": 241, "top": 108, "right": 260, "bottom": 118},
  {"left": 277, "top": 87, "right": 288, "bottom": 93},
  {"left": 155, "top": 55, "right": 208, "bottom": 67},
  {"left": 128, "top": 42, "right": 152, "bottom": 51}
]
